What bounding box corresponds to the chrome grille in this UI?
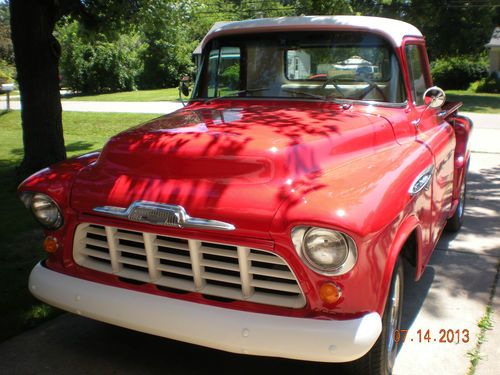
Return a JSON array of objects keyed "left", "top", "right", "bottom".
[{"left": 73, "top": 223, "right": 305, "bottom": 308}]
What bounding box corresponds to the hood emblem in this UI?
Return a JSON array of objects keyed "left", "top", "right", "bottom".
[{"left": 93, "top": 201, "right": 235, "bottom": 231}]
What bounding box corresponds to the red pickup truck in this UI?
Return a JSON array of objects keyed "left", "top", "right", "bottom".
[{"left": 19, "top": 16, "right": 472, "bottom": 375}]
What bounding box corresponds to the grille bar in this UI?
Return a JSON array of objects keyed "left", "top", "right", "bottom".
[{"left": 74, "top": 223, "right": 305, "bottom": 309}]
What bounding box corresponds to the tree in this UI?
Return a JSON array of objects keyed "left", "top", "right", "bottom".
[
  {"left": 10, "top": 0, "right": 69, "bottom": 178},
  {"left": 137, "top": 0, "right": 197, "bottom": 88},
  {"left": 294, "top": 0, "right": 353, "bottom": 15},
  {"left": 401, "top": 0, "right": 497, "bottom": 59},
  {"left": 0, "top": 3, "right": 13, "bottom": 64},
  {"left": 58, "top": 19, "right": 146, "bottom": 93},
  {"left": 9, "top": 0, "right": 141, "bottom": 179},
  {"left": 0, "top": 3, "right": 14, "bottom": 83}
]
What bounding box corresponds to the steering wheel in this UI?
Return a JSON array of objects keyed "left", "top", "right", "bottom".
[
  {"left": 356, "top": 76, "right": 388, "bottom": 102},
  {"left": 320, "top": 75, "right": 345, "bottom": 98}
]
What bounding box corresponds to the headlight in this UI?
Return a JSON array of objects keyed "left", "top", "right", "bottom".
[
  {"left": 291, "top": 226, "right": 357, "bottom": 275},
  {"left": 25, "top": 193, "right": 64, "bottom": 230}
]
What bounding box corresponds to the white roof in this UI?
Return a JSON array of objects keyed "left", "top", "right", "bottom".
[
  {"left": 485, "top": 27, "right": 500, "bottom": 48},
  {"left": 193, "top": 21, "right": 231, "bottom": 55},
  {"left": 201, "top": 16, "right": 423, "bottom": 49}
]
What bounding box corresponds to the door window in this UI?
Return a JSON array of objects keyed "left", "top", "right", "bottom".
[
  {"left": 206, "top": 46, "right": 241, "bottom": 98},
  {"left": 405, "top": 45, "right": 429, "bottom": 106}
]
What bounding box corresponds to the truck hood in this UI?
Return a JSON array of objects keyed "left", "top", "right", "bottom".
[{"left": 71, "top": 100, "right": 395, "bottom": 238}]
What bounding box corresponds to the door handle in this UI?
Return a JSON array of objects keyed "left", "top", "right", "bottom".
[{"left": 437, "top": 110, "right": 447, "bottom": 118}]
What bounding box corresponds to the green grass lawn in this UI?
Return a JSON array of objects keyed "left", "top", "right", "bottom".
[
  {"left": 447, "top": 90, "right": 500, "bottom": 114},
  {"left": 63, "top": 87, "right": 182, "bottom": 102},
  {"left": 0, "top": 110, "right": 157, "bottom": 342}
]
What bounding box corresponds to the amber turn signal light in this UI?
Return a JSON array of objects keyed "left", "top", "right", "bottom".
[
  {"left": 319, "top": 282, "right": 342, "bottom": 304},
  {"left": 43, "top": 236, "right": 59, "bottom": 253}
]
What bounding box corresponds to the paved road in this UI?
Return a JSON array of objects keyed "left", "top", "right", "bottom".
[
  {"left": 0, "top": 111, "right": 498, "bottom": 375},
  {"left": 0, "top": 99, "right": 184, "bottom": 114}
]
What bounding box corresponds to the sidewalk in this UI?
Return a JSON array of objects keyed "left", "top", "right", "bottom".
[
  {"left": 0, "top": 99, "right": 183, "bottom": 114},
  {"left": 0, "top": 111, "right": 498, "bottom": 375}
]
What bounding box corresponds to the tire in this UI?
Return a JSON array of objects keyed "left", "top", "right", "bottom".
[
  {"left": 351, "top": 258, "right": 404, "bottom": 375},
  {"left": 445, "top": 173, "right": 467, "bottom": 233}
]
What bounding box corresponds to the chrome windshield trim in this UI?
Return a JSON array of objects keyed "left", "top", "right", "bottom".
[
  {"left": 93, "top": 201, "right": 235, "bottom": 231},
  {"left": 409, "top": 165, "right": 434, "bottom": 196},
  {"left": 189, "top": 97, "right": 408, "bottom": 108},
  {"left": 332, "top": 98, "right": 408, "bottom": 108}
]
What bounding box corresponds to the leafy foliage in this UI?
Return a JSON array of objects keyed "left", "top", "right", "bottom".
[
  {"left": 469, "top": 74, "right": 500, "bottom": 94},
  {"left": 49, "top": 0, "right": 500, "bottom": 93},
  {"left": 0, "top": 57, "right": 15, "bottom": 83},
  {"left": 398, "top": 0, "right": 497, "bottom": 60},
  {"left": 0, "top": 2, "right": 14, "bottom": 83},
  {"left": 294, "top": 0, "right": 353, "bottom": 15},
  {"left": 136, "top": 0, "right": 198, "bottom": 89},
  {"left": 0, "top": 2, "right": 13, "bottom": 64},
  {"left": 431, "top": 54, "right": 489, "bottom": 90},
  {"left": 58, "top": 20, "right": 146, "bottom": 93}
]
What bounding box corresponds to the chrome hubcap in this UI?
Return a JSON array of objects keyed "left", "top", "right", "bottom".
[{"left": 386, "top": 272, "right": 401, "bottom": 368}]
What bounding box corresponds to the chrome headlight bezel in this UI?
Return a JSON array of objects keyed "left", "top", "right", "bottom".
[
  {"left": 291, "top": 226, "right": 357, "bottom": 276},
  {"left": 20, "top": 192, "right": 64, "bottom": 230}
]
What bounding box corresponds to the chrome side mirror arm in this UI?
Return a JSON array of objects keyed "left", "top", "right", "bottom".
[
  {"left": 178, "top": 75, "right": 191, "bottom": 107},
  {"left": 413, "top": 86, "right": 446, "bottom": 127}
]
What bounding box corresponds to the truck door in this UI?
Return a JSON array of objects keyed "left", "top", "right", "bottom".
[{"left": 404, "top": 42, "right": 456, "bottom": 252}]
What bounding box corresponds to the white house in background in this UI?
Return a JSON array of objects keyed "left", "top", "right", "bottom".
[
  {"left": 485, "top": 26, "right": 500, "bottom": 75},
  {"left": 286, "top": 50, "right": 311, "bottom": 79}
]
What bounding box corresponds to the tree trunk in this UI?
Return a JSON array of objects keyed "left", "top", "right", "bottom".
[{"left": 10, "top": 0, "right": 66, "bottom": 180}]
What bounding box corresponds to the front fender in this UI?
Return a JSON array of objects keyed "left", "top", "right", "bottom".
[
  {"left": 18, "top": 152, "right": 100, "bottom": 207},
  {"left": 17, "top": 152, "right": 100, "bottom": 265},
  {"left": 270, "top": 140, "right": 432, "bottom": 316},
  {"left": 376, "top": 214, "right": 423, "bottom": 313}
]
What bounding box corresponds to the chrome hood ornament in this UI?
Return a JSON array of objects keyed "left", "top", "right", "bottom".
[{"left": 93, "top": 201, "right": 235, "bottom": 231}]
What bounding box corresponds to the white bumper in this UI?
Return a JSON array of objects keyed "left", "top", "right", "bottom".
[{"left": 29, "top": 262, "right": 382, "bottom": 362}]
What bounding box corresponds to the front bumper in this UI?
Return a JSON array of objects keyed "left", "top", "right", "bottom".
[{"left": 29, "top": 262, "right": 382, "bottom": 362}]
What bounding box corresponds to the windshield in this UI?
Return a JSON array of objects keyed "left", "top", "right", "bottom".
[{"left": 193, "top": 31, "right": 406, "bottom": 104}]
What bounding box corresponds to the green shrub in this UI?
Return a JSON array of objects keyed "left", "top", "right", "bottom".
[
  {"left": 135, "top": 0, "right": 196, "bottom": 89},
  {"left": 58, "top": 21, "right": 146, "bottom": 94},
  {"left": 431, "top": 55, "right": 488, "bottom": 90},
  {"left": 0, "top": 58, "right": 15, "bottom": 84},
  {"left": 468, "top": 74, "right": 500, "bottom": 94},
  {"left": 220, "top": 63, "right": 240, "bottom": 90}
]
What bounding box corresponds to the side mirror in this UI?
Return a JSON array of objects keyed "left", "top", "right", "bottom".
[
  {"left": 423, "top": 86, "right": 446, "bottom": 109},
  {"left": 178, "top": 75, "right": 191, "bottom": 106},
  {"left": 181, "top": 81, "right": 190, "bottom": 97},
  {"left": 180, "top": 75, "right": 190, "bottom": 97}
]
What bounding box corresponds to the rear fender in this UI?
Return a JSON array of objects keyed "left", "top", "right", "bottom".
[{"left": 448, "top": 115, "right": 472, "bottom": 217}]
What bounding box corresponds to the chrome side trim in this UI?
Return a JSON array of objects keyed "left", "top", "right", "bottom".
[
  {"left": 93, "top": 201, "right": 235, "bottom": 231},
  {"left": 409, "top": 166, "right": 434, "bottom": 196}
]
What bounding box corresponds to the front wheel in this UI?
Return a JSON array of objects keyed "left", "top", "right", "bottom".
[{"left": 351, "top": 258, "right": 404, "bottom": 375}]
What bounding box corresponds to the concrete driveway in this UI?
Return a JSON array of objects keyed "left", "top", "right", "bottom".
[
  {"left": 0, "top": 111, "right": 498, "bottom": 375},
  {"left": 393, "top": 113, "right": 500, "bottom": 375}
]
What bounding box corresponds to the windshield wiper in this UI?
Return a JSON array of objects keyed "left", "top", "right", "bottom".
[
  {"left": 204, "top": 88, "right": 269, "bottom": 103},
  {"left": 281, "top": 88, "right": 327, "bottom": 100}
]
